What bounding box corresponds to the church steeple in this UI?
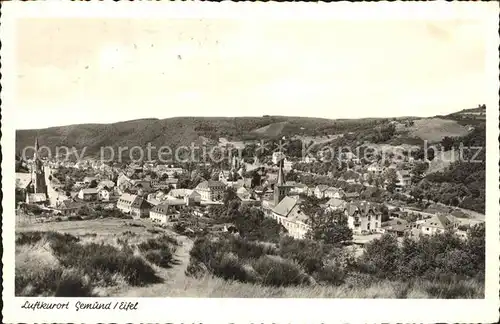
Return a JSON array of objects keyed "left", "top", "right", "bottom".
[
  {"left": 32, "top": 137, "right": 48, "bottom": 196},
  {"left": 273, "top": 138, "right": 289, "bottom": 206},
  {"left": 34, "top": 137, "right": 40, "bottom": 161},
  {"left": 277, "top": 158, "right": 285, "bottom": 186}
]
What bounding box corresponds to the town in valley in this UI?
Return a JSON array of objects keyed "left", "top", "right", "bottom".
[{"left": 15, "top": 106, "right": 486, "bottom": 298}]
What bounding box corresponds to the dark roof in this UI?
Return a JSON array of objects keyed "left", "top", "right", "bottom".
[{"left": 131, "top": 197, "right": 152, "bottom": 209}]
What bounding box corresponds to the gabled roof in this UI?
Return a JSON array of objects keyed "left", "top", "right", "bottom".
[
  {"left": 345, "top": 201, "right": 380, "bottom": 216},
  {"left": 119, "top": 193, "right": 138, "bottom": 203},
  {"left": 286, "top": 203, "right": 309, "bottom": 224},
  {"left": 151, "top": 202, "right": 180, "bottom": 215},
  {"left": 131, "top": 197, "right": 152, "bottom": 209},
  {"left": 196, "top": 180, "right": 225, "bottom": 190},
  {"left": 272, "top": 196, "right": 299, "bottom": 217},
  {"left": 16, "top": 173, "right": 32, "bottom": 189},
  {"left": 423, "top": 214, "right": 453, "bottom": 229}
]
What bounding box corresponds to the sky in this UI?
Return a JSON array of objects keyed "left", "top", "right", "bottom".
[{"left": 16, "top": 18, "right": 488, "bottom": 129}]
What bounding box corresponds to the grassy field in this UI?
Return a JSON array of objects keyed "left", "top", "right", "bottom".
[
  {"left": 15, "top": 218, "right": 484, "bottom": 298},
  {"left": 407, "top": 118, "right": 470, "bottom": 143}
]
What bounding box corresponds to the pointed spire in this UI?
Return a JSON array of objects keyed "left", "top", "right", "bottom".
[
  {"left": 277, "top": 158, "right": 285, "bottom": 186},
  {"left": 34, "top": 137, "right": 40, "bottom": 161}
]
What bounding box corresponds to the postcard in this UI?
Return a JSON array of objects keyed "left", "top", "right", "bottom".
[{"left": 2, "top": 1, "right": 499, "bottom": 323}]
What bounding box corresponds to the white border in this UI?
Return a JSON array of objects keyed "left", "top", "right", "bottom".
[{"left": 2, "top": 1, "right": 499, "bottom": 323}]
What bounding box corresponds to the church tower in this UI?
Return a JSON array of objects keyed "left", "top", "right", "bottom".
[
  {"left": 33, "top": 137, "right": 48, "bottom": 195},
  {"left": 273, "top": 140, "right": 290, "bottom": 206}
]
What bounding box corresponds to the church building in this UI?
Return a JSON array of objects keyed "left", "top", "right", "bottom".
[{"left": 26, "top": 138, "right": 49, "bottom": 205}]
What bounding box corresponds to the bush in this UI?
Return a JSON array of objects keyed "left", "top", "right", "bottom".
[
  {"left": 314, "top": 262, "right": 346, "bottom": 286},
  {"left": 143, "top": 249, "right": 173, "bottom": 268},
  {"left": 50, "top": 240, "right": 162, "bottom": 286},
  {"left": 252, "top": 256, "right": 310, "bottom": 287},
  {"left": 209, "top": 252, "right": 256, "bottom": 283},
  {"left": 357, "top": 230, "right": 485, "bottom": 282},
  {"left": 137, "top": 236, "right": 177, "bottom": 269},
  {"left": 15, "top": 266, "right": 63, "bottom": 296},
  {"left": 55, "top": 269, "right": 93, "bottom": 297},
  {"left": 15, "top": 232, "right": 44, "bottom": 246},
  {"left": 279, "top": 237, "right": 325, "bottom": 274},
  {"left": 357, "top": 234, "right": 400, "bottom": 278},
  {"left": 16, "top": 231, "right": 80, "bottom": 246}
]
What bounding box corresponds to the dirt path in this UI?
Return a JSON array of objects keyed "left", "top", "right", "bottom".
[{"left": 114, "top": 231, "right": 194, "bottom": 297}]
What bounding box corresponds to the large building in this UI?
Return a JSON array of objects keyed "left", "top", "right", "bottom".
[
  {"left": 345, "top": 201, "right": 383, "bottom": 234},
  {"left": 195, "top": 180, "right": 225, "bottom": 201},
  {"left": 271, "top": 196, "right": 310, "bottom": 239}
]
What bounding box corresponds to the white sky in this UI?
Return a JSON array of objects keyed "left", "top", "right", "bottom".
[{"left": 16, "top": 17, "right": 488, "bottom": 129}]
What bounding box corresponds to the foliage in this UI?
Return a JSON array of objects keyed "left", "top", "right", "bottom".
[
  {"left": 306, "top": 210, "right": 353, "bottom": 245},
  {"left": 48, "top": 234, "right": 162, "bottom": 286},
  {"left": 423, "top": 126, "right": 485, "bottom": 213},
  {"left": 357, "top": 226, "right": 485, "bottom": 281},
  {"left": 252, "top": 256, "right": 310, "bottom": 287},
  {"left": 137, "top": 235, "right": 178, "bottom": 268},
  {"left": 279, "top": 237, "right": 326, "bottom": 274}
]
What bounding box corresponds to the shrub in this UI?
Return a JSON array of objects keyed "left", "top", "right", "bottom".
[
  {"left": 15, "top": 266, "right": 63, "bottom": 296},
  {"left": 314, "top": 262, "right": 346, "bottom": 286},
  {"left": 357, "top": 234, "right": 400, "bottom": 278},
  {"left": 252, "top": 256, "right": 309, "bottom": 287},
  {"left": 143, "top": 249, "right": 173, "bottom": 268},
  {"left": 279, "top": 237, "right": 325, "bottom": 274},
  {"left": 16, "top": 231, "right": 80, "bottom": 246},
  {"left": 137, "top": 236, "right": 177, "bottom": 269},
  {"left": 15, "top": 231, "right": 44, "bottom": 246},
  {"left": 50, "top": 240, "right": 162, "bottom": 286},
  {"left": 185, "top": 260, "right": 208, "bottom": 278},
  {"left": 55, "top": 269, "right": 94, "bottom": 297},
  {"left": 209, "top": 252, "right": 256, "bottom": 283}
]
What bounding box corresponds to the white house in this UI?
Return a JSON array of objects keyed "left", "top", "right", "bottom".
[
  {"left": 149, "top": 200, "right": 186, "bottom": 224},
  {"left": 345, "top": 201, "right": 382, "bottom": 235},
  {"left": 78, "top": 188, "right": 99, "bottom": 201},
  {"left": 116, "top": 193, "right": 138, "bottom": 213},
  {"left": 421, "top": 214, "right": 453, "bottom": 236}
]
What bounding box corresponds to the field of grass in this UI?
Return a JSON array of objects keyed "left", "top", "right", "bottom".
[
  {"left": 15, "top": 218, "right": 484, "bottom": 298},
  {"left": 407, "top": 118, "right": 470, "bottom": 143}
]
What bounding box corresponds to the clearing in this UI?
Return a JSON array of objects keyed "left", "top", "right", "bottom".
[{"left": 407, "top": 118, "right": 470, "bottom": 143}]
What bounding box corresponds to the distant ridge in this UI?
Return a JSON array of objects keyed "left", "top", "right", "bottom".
[{"left": 16, "top": 107, "right": 482, "bottom": 159}]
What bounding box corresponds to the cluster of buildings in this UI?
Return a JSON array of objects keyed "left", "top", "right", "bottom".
[{"left": 17, "top": 138, "right": 484, "bottom": 243}]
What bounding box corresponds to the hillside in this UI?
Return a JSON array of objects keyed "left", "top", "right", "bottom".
[
  {"left": 405, "top": 118, "right": 470, "bottom": 143},
  {"left": 16, "top": 108, "right": 483, "bottom": 159},
  {"left": 15, "top": 116, "right": 358, "bottom": 159}
]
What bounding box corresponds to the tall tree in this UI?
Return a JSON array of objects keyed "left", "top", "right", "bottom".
[{"left": 306, "top": 210, "right": 353, "bottom": 245}]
